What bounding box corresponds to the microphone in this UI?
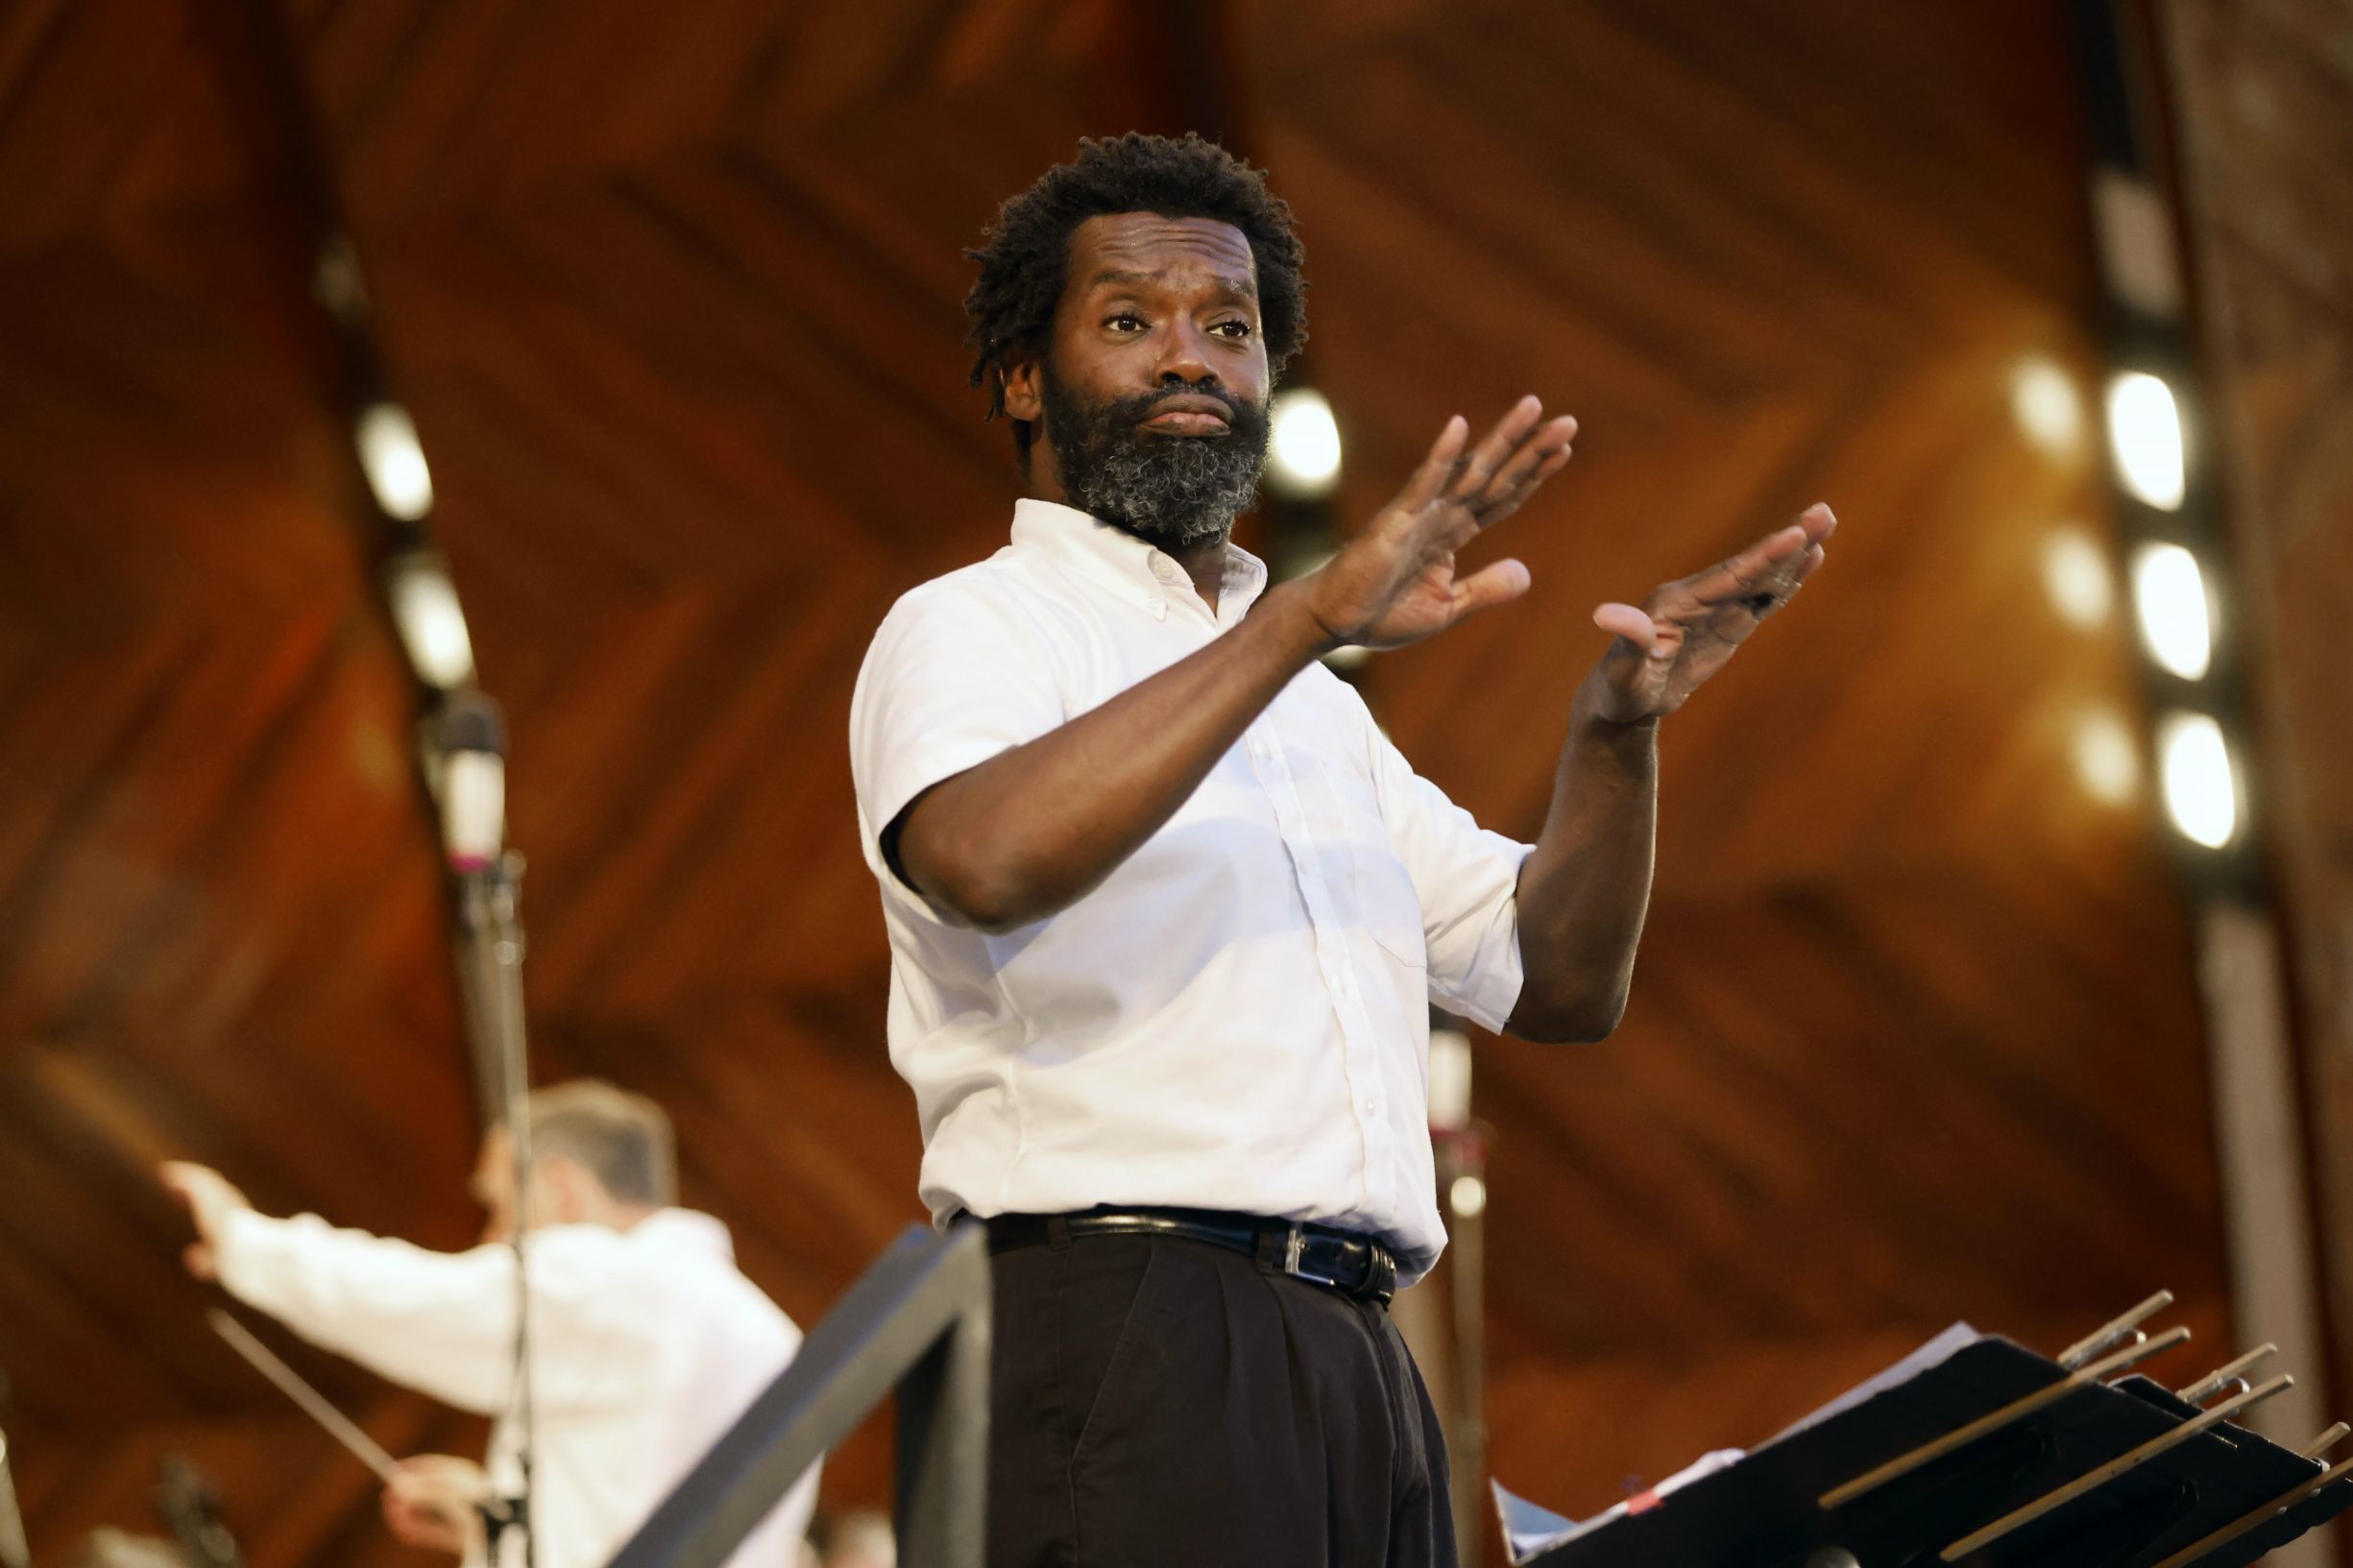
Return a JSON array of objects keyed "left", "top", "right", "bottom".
[{"left": 432, "top": 691, "right": 506, "bottom": 873}]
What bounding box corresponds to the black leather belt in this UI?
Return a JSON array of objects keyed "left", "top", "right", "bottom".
[{"left": 984, "top": 1206, "right": 1398, "bottom": 1306}]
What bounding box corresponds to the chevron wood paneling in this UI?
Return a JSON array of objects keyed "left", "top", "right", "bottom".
[{"left": 0, "top": 2, "right": 2237, "bottom": 1563}]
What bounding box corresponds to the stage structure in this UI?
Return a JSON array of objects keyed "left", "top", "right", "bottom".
[
  {"left": 1497, "top": 1293, "right": 2353, "bottom": 1567},
  {"left": 605, "top": 1225, "right": 990, "bottom": 1568}
]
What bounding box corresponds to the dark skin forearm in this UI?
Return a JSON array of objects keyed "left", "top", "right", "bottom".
[
  {"left": 1507, "top": 501, "right": 1837, "bottom": 1042},
  {"left": 892, "top": 580, "right": 1332, "bottom": 932},
  {"left": 893, "top": 402, "right": 1577, "bottom": 934},
  {"left": 1508, "top": 674, "right": 1659, "bottom": 1043}
]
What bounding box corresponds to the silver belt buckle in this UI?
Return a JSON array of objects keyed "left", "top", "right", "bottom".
[{"left": 1282, "top": 1221, "right": 1345, "bottom": 1290}]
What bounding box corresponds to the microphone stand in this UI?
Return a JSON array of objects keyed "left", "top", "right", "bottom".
[{"left": 449, "top": 850, "right": 537, "bottom": 1568}]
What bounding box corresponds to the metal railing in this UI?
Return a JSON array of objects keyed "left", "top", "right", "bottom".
[{"left": 606, "top": 1224, "right": 990, "bottom": 1568}]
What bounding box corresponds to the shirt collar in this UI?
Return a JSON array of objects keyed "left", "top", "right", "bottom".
[
  {"left": 1009, "top": 498, "right": 1270, "bottom": 627},
  {"left": 627, "top": 1207, "right": 736, "bottom": 1263}
]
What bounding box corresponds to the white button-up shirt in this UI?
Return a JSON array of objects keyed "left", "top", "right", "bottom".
[
  {"left": 849, "top": 500, "right": 1532, "bottom": 1281},
  {"left": 216, "top": 1206, "right": 818, "bottom": 1568}
]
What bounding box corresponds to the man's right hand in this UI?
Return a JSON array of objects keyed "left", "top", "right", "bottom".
[
  {"left": 158, "top": 1161, "right": 255, "bottom": 1282},
  {"left": 1295, "top": 396, "right": 1576, "bottom": 650},
  {"left": 381, "top": 1455, "right": 489, "bottom": 1557}
]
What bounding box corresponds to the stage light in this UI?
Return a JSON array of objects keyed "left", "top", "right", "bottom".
[
  {"left": 384, "top": 552, "right": 476, "bottom": 689},
  {"left": 2011, "top": 356, "right": 2085, "bottom": 459},
  {"left": 2105, "top": 372, "right": 2185, "bottom": 510},
  {"left": 2073, "top": 710, "right": 2139, "bottom": 806},
  {"left": 2130, "top": 542, "right": 2213, "bottom": 680},
  {"left": 2041, "top": 528, "right": 2114, "bottom": 629},
  {"left": 2092, "top": 172, "right": 2185, "bottom": 319},
  {"left": 1450, "top": 1174, "right": 1487, "bottom": 1218},
  {"left": 1266, "top": 387, "right": 1343, "bottom": 498},
  {"left": 2157, "top": 711, "right": 2238, "bottom": 849},
  {"left": 355, "top": 402, "right": 436, "bottom": 521}
]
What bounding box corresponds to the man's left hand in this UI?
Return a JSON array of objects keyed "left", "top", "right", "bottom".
[
  {"left": 158, "top": 1161, "right": 254, "bottom": 1281},
  {"left": 1584, "top": 503, "right": 1834, "bottom": 724}
]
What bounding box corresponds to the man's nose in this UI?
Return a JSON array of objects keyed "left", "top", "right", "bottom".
[{"left": 1152, "top": 320, "right": 1218, "bottom": 388}]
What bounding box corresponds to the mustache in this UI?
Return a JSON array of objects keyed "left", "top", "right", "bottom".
[{"left": 1105, "top": 384, "right": 1254, "bottom": 428}]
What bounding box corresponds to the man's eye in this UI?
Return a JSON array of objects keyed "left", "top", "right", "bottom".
[
  {"left": 1106, "top": 312, "right": 1147, "bottom": 332},
  {"left": 1212, "top": 321, "right": 1253, "bottom": 340}
]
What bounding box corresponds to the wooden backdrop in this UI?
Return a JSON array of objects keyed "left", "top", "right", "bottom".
[{"left": 0, "top": 1, "right": 2238, "bottom": 1562}]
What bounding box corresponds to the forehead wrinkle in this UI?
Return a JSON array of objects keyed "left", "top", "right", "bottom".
[
  {"left": 1077, "top": 214, "right": 1256, "bottom": 278},
  {"left": 1086, "top": 266, "right": 1257, "bottom": 302}
]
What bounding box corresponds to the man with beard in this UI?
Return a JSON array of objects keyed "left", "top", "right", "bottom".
[{"left": 848, "top": 133, "right": 1831, "bottom": 1567}]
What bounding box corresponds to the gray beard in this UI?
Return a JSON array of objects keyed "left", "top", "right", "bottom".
[
  {"left": 1039, "top": 372, "right": 1271, "bottom": 548},
  {"left": 1067, "top": 434, "right": 1263, "bottom": 546}
]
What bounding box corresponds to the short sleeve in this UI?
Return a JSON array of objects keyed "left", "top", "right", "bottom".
[
  {"left": 1365, "top": 720, "right": 1534, "bottom": 1032},
  {"left": 849, "top": 572, "right": 1068, "bottom": 895}
]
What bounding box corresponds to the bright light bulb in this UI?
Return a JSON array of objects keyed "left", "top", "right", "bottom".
[
  {"left": 2106, "top": 372, "right": 2186, "bottom": 510},
  {"left": 2041, "top": 528, "right": 2114, "bottom": 629},
  {"left": 2012, "top": 356, "right": 2085, "bottom": 459},
  {"left": 385, "top": 555, "right": 476, "bottom": 689},
  {"left": 355, "top": 402, "right": 436, "bottom": 520},
  {"left": 2073, "top": 710, "right": 2139, "bottom": 806},
  {"left": 1449, "top": 1174, "right": 1488, "bottom": 1218},
  {"left": 1267, "top": 388, "right": 1343, "bottom": 497},
  {"left": 2131, "top": 543, "right": 2213, "bottom": 679},
  {"left": 2158, "top": 711, "right": 2238, "bottom": 848}
]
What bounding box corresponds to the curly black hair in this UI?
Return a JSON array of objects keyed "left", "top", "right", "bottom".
[{"left": 963, "top": 132, "right": 1308, "bottom": 456}]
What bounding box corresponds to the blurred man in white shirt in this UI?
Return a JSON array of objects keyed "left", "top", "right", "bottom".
[{"left": 160, "top": 1080, "right": 818, "bottom": 1568}]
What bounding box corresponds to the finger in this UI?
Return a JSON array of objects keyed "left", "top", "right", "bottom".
[
  {"left": 1472, "top": 443, "right": 1574, "bottom": 529},
  {"left": 1738, "top": 543, "right": 1826, "bottom": 622},
  {"left": 1447, "top": 396, "right": 1543, "bottom": 502},
  {"left": 1727, "top": 504, "right": 1834, "bottom": 587},
  {"left": 183, "top": 1242, "right": 217, "bottom": 1280},
  {"left": 1677, "top": 522, "right": 1811, "bottom": 606},
  {"left": 1444, "top": 558, "right": 1533, "bottom": 622},
  {"left": 1398, "top": 416, "right": 1470, "bottom": 512},
  {"left": 1479, "top": 414, "right": 1578, "bottom": 506},
  {"left": 1593, "top": 601, "right": 1660, "bottom": 654}
]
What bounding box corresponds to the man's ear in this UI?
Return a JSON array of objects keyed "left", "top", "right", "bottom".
[
  {"left": 1002, "top": 350, "right": 1043, "bottom": 424},
  {"left": 537, "top": 1156, "right": 602, "bottom": 1226}
]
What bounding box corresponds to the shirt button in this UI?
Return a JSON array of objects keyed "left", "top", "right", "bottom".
[{"left": 1151, "top": 557, "right": 1180, "bottom": 584}]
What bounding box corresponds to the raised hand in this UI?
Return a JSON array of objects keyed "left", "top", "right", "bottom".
[
  {"left": 159, "top": 1160, "right": 255, "bottom": 1281},
  {"left": 1585, "top": 503, "right": 1835, "bottom": 723},
  {"left": 1298, "top": 396, "right": 1577, "bottom": 649}
]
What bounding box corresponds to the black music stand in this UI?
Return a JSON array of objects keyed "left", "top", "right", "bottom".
[{"left": 1499, "top": 1300, "right": 2353, "bottom": 1568}]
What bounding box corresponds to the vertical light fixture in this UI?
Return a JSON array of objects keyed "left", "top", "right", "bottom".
[
  {"left": 2129, "top": 542, "right": 2214, "bottom": 680},
  {"left": 2157, "top": 712, "right": 2239, "bottom": 849},
  {"left": 354, "top": 401, "right": 436, "bottom": 521},
  {"left": 2105, "top": 371, "right": 2187, "bottom": 511},
  {"left": 381, "top": 552, "right": 477, "bottom": 691}
]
